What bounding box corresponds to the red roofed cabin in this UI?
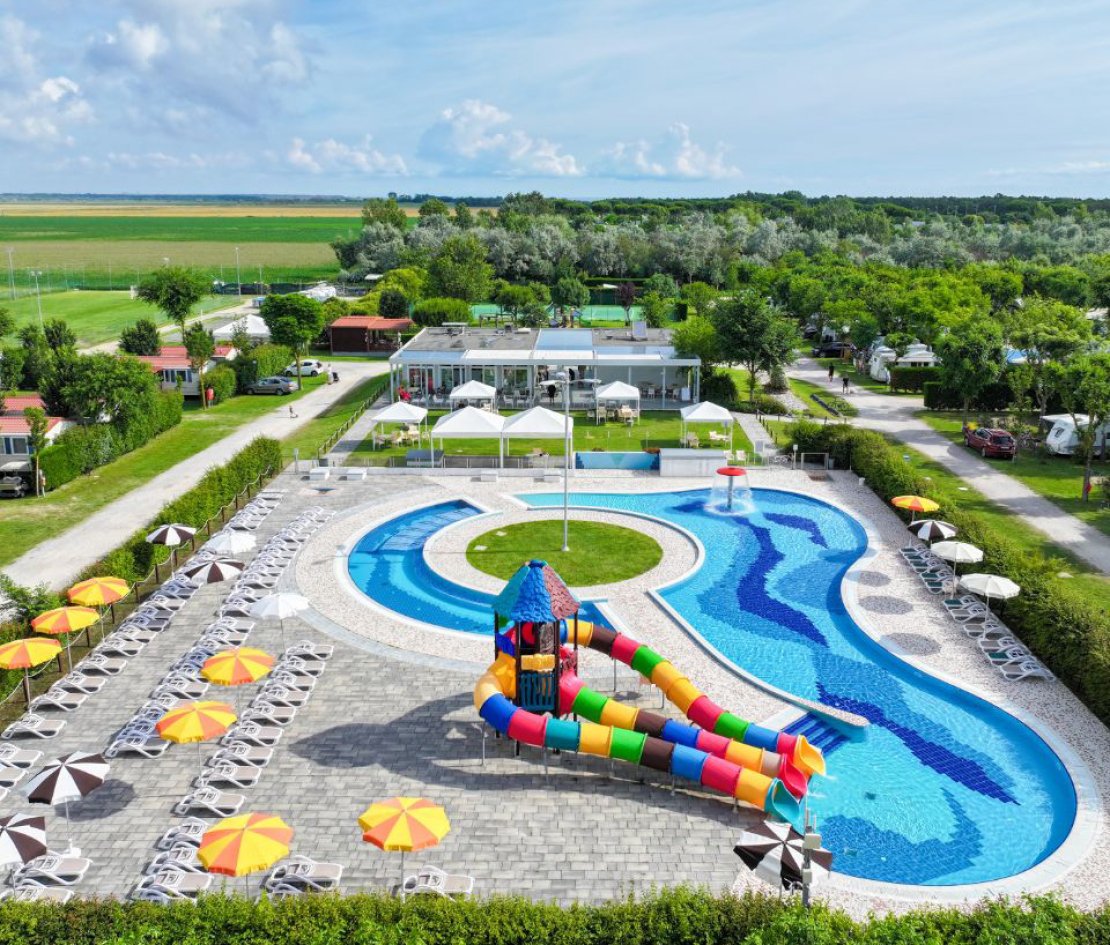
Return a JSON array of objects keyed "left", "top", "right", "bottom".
[
  {"left": 329, "top": 316, "right": 413, "bottom": 355},
  {"left": 137, "top": 344, "right": 237, "bottom": 397},
  {"left": 1, "top": 394, "right": 72, "bottom": 478}
]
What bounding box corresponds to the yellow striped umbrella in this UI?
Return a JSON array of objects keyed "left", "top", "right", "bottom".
[
  {"left": 0, "top": 638, "right": 62, "bottom": 704},
  {"left": 201, "top": 648, "right": 274, "bottom": 687},
  {"left": 198, "top": 813, "right": 293, "bottom": 888},
  {"left": 892, "top": 495, "right": 940, "bottom": 522},
  {"left": 360, "top": 797, "right": 450, "bottom": 895},
  {"left": 31, "top": 607, "right": 99, "bottom": 636},
  {"left": 156, "top": 701, "right": 237, "bottom": 745},
  {"left": 67, "top": 577, "right": 129, "bottom": 607}
]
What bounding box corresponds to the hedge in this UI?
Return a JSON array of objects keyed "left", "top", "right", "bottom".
[
  {"left": 204, "top": 365, "right": 237, "bottom": 404},
  {"left": 887, "top": 365, "right": 941, "bottom": 393},
  {"left": 37, "top": 391, "right": 183, "bottom": 491},
  {"left": 79, "top": 436, "right": 283, "bottom": 584},
  {"left": 787, "top": 419, "right": 1110, "bottom": 726},
  {"left": 923, "top": 380, "right": 1012, "bottom": 411},
  {"left": 0, "top": 890, "right": 1103, "bottom": 944},
  {"left": 413, "top": 297, "right": 470, "bottom": 327},
  {"left": 233, "top": 344, "right": 294, "bottom": 390}
]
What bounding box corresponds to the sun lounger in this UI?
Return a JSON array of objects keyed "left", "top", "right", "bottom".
[
  {"left": 151, "top": 676, "right": 209, "bottom": 701},
  {"left": 1, "top": 886, "right": 73, "bottom": 903},
  {"left": 399, "top": 865, "right": 474, "bottom": 898},
  {"left": 276, "top": 655, "right": 325, "bottom": 677},
  {"left": 255, "top": 685, "right": 311, "bottom": 708},
  {"left": 157, "top": 818, "right": 209, "bottom": 850},
  {"left": 30, "top": 688, "right": 88, "bottom": 713},
  {"left": 146, "top": 845, "right": 205, "bottom": 874},
  {"left": 985, "top": 646, "right": 1034, "bottom": 665},
  {"left": 999, "top": 660, "right": 1055, "bottom": 682},
  {"left": 0, "top": 745, "right": 42, "bottom": 768},
  {"left": 241, "top": 703, "right": 297, "bottom": 727},
  {"left": 132, "top": 870, "right": 213, "bottom": 902},
  {"left": 105, "top": 734, "right": 170, "bottom": 760},
  {"left": 78, "top": 654, "right": 128, "bottom": 676},
  {"left": 267, "top": 671, "right": 315, "bottom": 693},
  {"left": 173, "top": 787, "right": 245, "bottom": 817},
  {"left": 207, "top": 744, "right": 273, "bottom": 768},
  {"left": 56, "top": 672, "right": 106, "bottom": 695},
  {"left": 194, "top": 762, "right": 262, "bottom": 790},
  {"left": 284, "top": 641, "right": 333, "bottom": 662},
  {"left": 13, "top": 853, "right": 92, "bottom": 887},
  {"left": 264, "top": 855, "right": 344, "bottom": 894},
  {"left": 3, "top": 714, "right": 65, "bottom": 740},
  {"left": 977, "top": 636, "right": 1026, "bottom": 655},
  {"left": 223, "top": 722, "right": 282, "bottom": 747},
  {"left": 0, "top": 765, "right": 25, "bottom": 789},
  {"left": 95, "top": 636, "right": 144, "bottom": 659}
]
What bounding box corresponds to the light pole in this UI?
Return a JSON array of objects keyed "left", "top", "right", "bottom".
[
  {"left": 31, "top": 270, "right": 44, "bottom": 330},
  {"left": 258, "top": 264, "right": 263, "bottom": 295},
  {"left": 235, "top": 247, "right": 242, "bottom": 297},
  {"left": 5, "top": 247, "right": 13, "bottom": 300},
  {"left": 553, "top": 371, "right": 573, "bottom": 552}
]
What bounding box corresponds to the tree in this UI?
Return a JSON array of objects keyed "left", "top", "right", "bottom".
[
  {"left": 136, "top": 266, "right": 211, "bottom": 339},
  {"left": 681, "top": 282, "right": 717, "bottom": 318},
  {"left": 884, "top": 331, "right": 914, "bottom": 358},
  {"left": 643, "top": 273, "right": 679, "bottom": 298},
  {"left": 713, "top": 291, "right": 799, "bottom": 402},
  {"left": 378, "top": 289, "right": 409, "bottom": 318},
  {"left": 184, "top": 326, "right": 216, "bottom": 409},
  {"left": 671, "top": 316, "right": 720, "bottom": 371},
  {"left": 551, "top": 276, "right": 589, "bottom": 322},
  {"left": 361, "top": 197, "right": 409, "bottom": 230},
  {"left": 260, "top": 293, "right": 325, "bottom": 391},
  {"left": 60, "top": 353, "right": 158, "bottom": 424},
  {"left": 228, "top": 321, "right": 253, "bottom": 356},
  {"left": 23, "top": 407, "right": 48, "bottom": 495},
  {"left": 494, "top": 283, "right": 540, "bottom": 323},
  {"left": 418, "top": 198, "right": 450, "bottom": 219},
  {"left": 934, "top": 317, "right": 1005, "bottom": 421},
  {"left": 377, "top": 266, "right": 428, "bottom": 304},
  {"left": 639, "top": 290, "right": 671, "bottom": 329},
  {"left": 119, "top": 318, "right": 162, "bottom": 356},
  {"left": 43, "top": 319, "right": 76, "bottom": 353},
  {"left": 427, "top": 235, "right": 493, "bottom": 302},
  {"left": 616, "top": 282, "right": 638, "bottom": 325},
  {"left": 1055, "top": 354, "right": 1110, "bottom": 501},
  {"left": 18, "top": 325, "right": 51, "bottom": 390},
  {"left": 453, "top": 201, "right": 474, "bottom": 229},
  {"left": 1011, "top": 298, "right": 1090, "bottom": 421},
  {"left": 0, "top": 306, "right": 15, "bottom": 342}
]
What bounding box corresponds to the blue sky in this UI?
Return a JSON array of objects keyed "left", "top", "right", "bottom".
[{"left": 2, "top": 0, "right": 1109, "bottom": 198}]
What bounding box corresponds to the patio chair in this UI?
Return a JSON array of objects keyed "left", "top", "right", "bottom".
[
  {"left": 207, "top": 744, "right": 273, "bottom": 768},
  {"left": 105, "top": 734, "right": 169, "bottom": 760},
  {"left": 399, "top": 865, "right": 474, "bottom": 898},
  {"left": 241, "top": 703, "right": 297, "bottom": 727},
  {"left": 13, "top": 853, "right": 92, "bottom": 887},
  {"left": 30, "top": 688, "right": 88, "bottom": 713},
  {"left": 264, "top": 855, "right": 344, "bottom": 894},
  {"left": 3, "top": 714, "right": 65, "bottom": 740},
  {"left": 156, "top": 818, "right": 210, "bottom": 850},
  {"left": 132, "top": 870, "right": 213, "bottom": 902},
  {"left": 55, "top": 672, "right": 106, "bottom": 695},
  {"left": 0, "top": 746, "right": 42, "bottom": 768},
  {"left": 173, "top": 787, "right": 246, "bottom": 818},
  {"left": 223, "top": 722, "right": 283, "bottom": 747},
  {"left": 146, "top": 845, "right": 205, "bottom": 874},
  {"left": 0, "top": 886, "right": 73, "bottom": 904},
  {"left": 999, "top": 660, "right": 1055, "bottom": 682},
  {"left": 78, "top": 653, "right": 128, "bottom": 676},
  {"left": 194, "top": 762, "right": 262, "bottom": 790}
]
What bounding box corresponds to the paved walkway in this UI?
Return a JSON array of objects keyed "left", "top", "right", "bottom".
[
  {"left": 326, "top": 387, "right": 394, "bottom": 462},
  {"left": 0, "top": 362, "right": 388, "bottom": 590},
  {"left": 789, "top": 357, "right": 1110, "bottom": 573}
]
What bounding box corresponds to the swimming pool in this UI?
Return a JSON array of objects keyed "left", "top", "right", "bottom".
[
  {"left": 576, "top": 451, "right": 659, "bottom": 470},
  {"left": 523, "top": 488, "right": 1076, "bottom": 887}
]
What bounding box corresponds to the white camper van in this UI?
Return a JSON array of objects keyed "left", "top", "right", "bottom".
[{"left": 1042, "top": 414, "right": 1110, "bottom": 456}]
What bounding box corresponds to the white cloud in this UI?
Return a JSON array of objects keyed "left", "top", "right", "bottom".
[
  {"left": 91, "top": 19, "right": 169, "bottom": 70},
  {"left": 597, "top": 123, "right": 742, "bottom": 180},
  {"left": 287, "top": 136, "right": 408, "bottom": 176},
  {"left": 419, "top": 99, "right": 582, "bottom": 177},
  {"left": 0, "top": 15, "right": 38, "bottom": 88}
]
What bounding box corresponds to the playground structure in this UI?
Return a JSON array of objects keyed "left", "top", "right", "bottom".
[{"left": 472, "top": 560, "right": 825, "bottom": 827}]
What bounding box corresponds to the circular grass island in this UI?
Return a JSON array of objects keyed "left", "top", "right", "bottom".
[{"left": 466, "top": 520, "right": 663, "bottom": 587}]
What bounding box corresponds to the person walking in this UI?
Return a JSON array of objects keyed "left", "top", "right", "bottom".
[
  {"left": 842, "top": 376, "right": 850, "bottom": 395},
  {"left": 828, "top": 364, "right": 835, "bottom": 382}
]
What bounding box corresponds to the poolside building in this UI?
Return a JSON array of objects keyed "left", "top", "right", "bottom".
[{"left": 387, "top": 324, "right": 700, "bottom": 409}]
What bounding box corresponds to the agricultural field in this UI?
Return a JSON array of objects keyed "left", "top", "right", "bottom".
[{"left": 1, "top": 290, "right": 239, "bottom": 347}]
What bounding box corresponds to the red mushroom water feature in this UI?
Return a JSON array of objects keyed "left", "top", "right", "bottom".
[{"left": 716, "top": 467, "right": 748, "bottom": 511}]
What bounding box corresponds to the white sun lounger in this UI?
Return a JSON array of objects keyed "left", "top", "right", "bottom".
[
  {"left": 13, "top": 853, "right": 92, "bottom": 887},
  {"left": 173, "top": 787, "right": 245, "bottom": 817},
  {"left": 55, "top": 672, "right": 107, "bottom": 695},
  {"left": 284, "top": 641, "right": 333, "bottom": 661},
  {"left": 999, "top": 660, "right": 1056, "bottom": 682},
  {"left": 208, "top": 744, "right": 273, "bottom": 768},
  {"left": 78, "top": 654, "right": 128, "bottom": 676},
  {"left": 223, "top": 722, "right": 283, "bottom": 747},
  {"left": 241, "top": 703, "right": 296, "bottom": 727},
  {"left": 1, "top": 886, "right": 73, "bottom": 903},
  {"left": 194, "top": 762, "right": 262, "bottom": 790},
  {"left": 105, "top": 734, "right": 170, "bottom": 759},
  {"left": 255, "top": 685, "right": 311, "bottom": 709},
  {"left": 3, "top": 714, "right": 65, "bottom": 740},
  {"left": 399, "top": 865, "right": 474, "bottom": 898},
  {"left": 0, "top": 765, "right": 26, "bottom": 789},
  {"left": 264, "top": 855, "right": 344, "bottom": 894},
  {"left": 0, "top": 745, "right": 42, "bottom": 768},
  {"left": 132, "top": 870, "right": 212, "bottom": 902},
  {"left": 146, "top": 845, "right": 205, "bottom": 874},
  {"left": 30, "top": 688, "right": 88, "bottom": 713},
  {"left": 157, "top": 818, "right": 209, "bottom": 850}
]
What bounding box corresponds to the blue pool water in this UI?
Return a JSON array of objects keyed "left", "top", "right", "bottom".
[
  {"left": 576, "top": 451, "right": 659, "bottom": 470},
  {"left": 346, "top": 501, "right": 607, "bottom": 633},
  {"left": 346, "top": 492, "right": 1076, "bottom": 887},
  {"left": 522, "top": 488, "right": 1076, "bottom": 887}
]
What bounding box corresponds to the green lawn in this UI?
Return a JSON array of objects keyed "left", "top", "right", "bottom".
[
  {"left": 351, "top": 409, "right": 752, "bottom": 460},
  {"left": 3, "top": 290, "right": 238, "bottom": 347},
  {"left": 466, "top": 520, "right": 663, "bottom": 586},
  {"left": 917, "top": 410, "right": 1110, "bottom": 538},
  {"left": 788, "top": 376, "right": 857, "bottom": 418},
  {"left": 0, "top": 376, "right": 328, "bottom": 568},
  {"left": 279, "top": 375, "right": 389, "bottom": 463},
  {"left": 0, "top": 215, "right": 360, "bottom": 243}
]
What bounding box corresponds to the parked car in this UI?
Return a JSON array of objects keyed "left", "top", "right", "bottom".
[
  {"left": 0, "top": 476, "right": 27, "bottom": 499},
  {"left": 812, "top": 341, "right": 854, "bottom": 358},
  {"left": 963, "top": 425, "right": 1016, "bottom": 460},
  {"left": 283, "top": 360, "right": 324, "bottom": 377},
  {"left": 247, "top": 376, "right": 298, "bottom": 395}
]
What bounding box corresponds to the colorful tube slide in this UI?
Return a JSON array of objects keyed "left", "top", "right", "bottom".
[{"left": 473, "top": 622, "right": 823, "bottom": 827}]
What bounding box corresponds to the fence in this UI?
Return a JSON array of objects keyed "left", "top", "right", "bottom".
[{"left": 314, "top": 378, "right": 392, "bottom": 461}]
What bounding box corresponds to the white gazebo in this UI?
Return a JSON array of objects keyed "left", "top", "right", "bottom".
[
  {"left": 213, "top": 313, "right": 271, "bottom": 343},
  {"left": 431, "top": 406, "right": 506, "bottom": 467},
  {"left": 502, "top": 405, "right": 573, "bottom": 456},
  {"left": 593, "top": 380, "right": 641, "bottom": 424},
  {"left": 369, "top": 401, "right": 429, "bottom": 450},
  {"left": 448, "top": 380, "right": 498, "bottom": 411},
  {"left": 680, "top": 401, "right": 735, "bottom": 454}
]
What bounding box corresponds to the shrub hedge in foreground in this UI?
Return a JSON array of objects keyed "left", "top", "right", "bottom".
[
  {"left": 787, "top": 420, "right": 1110, "bottom": 726},
  {"left": 0, "top": 890, "right": 1104, "bottom": 945}
]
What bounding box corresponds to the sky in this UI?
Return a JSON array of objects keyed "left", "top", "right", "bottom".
[{"left": 2, "top": 0, "right": 1110, "bottom": 199}]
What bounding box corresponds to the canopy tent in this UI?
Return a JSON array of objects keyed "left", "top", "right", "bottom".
[
  {"left": 370, "top": 401, "right": 429, "bottom": 450},
  {"left": 502, "top": 405, "right": 573, "bottom": 464},
  {"left": 431, "top": 406, "right": 506, "bottom": 467},
  {"left": 213, "top": 314, "right": 271, "bottom": 343},
  {"left": 448, "top": 380, "right": 497, "bottom": 410},
  {"left": 594, "top": 381, "right": 641, "bottom": 402},
  {"left": 680, "top": 401, "right": 735, "bottom": 454}
]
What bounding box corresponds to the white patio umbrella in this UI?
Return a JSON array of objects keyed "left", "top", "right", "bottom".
[
  {"left": 145, "top": 523, "right": 198, "bottom": 578},
  {"left": 680, "top": 401, "right": 735, "bottom": 455},
  {"left": 960, "top": 573, "right": 1021, "bottom": 602},
  {"left": 431, "top": 406, "right": 506, "bottom": 468},
  {"left": 908, "top": 520, "right": 957, "bottom": 544},
  {"left": 930, "top": 541, "right": 984, "bottom": 569},
  {"left": 0, "top": 814, "right": 47, "bottom": 868},
  {"left": 249, "top": 593, "right": 310, "bottom": 650},
  {"left": 22, "top": 751, "right": 109, "bottom": 854},
  {"left": 370, "top": 401, "right": 429, "bottom": 449},
  {"left": 183, "top": 557, "right": 245, "bottom": 587},
  {"left": 205, "top": 531, "right": 257, "bottom": 557}
]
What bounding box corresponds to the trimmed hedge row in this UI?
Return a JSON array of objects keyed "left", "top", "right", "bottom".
[
  {"left": 38, "top": 391, "right": 183, "bottom": 490},
  {"left": 0, "top": 890, "right": 1103, "bottom": 944},
  {"left": 887, "top": 365, "right": 941, "bottom": 393},
  {"left": 79, "top": 436, "right": 283, "bottom": 584},
  {"left": 923, "top": 380, "right": 1012, "bottom": 412},
  {"left": 787, "top": 420, "right": 1110, "bottom": 726},
  {"left": 233, "top": 344, "right": 294, "bottom": 390}
]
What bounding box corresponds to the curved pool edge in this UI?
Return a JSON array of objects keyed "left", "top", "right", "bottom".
[{"left": 518, "top": 483, "right": 1099, "bottom": 903}]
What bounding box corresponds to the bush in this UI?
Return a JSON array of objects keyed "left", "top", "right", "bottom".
[
  {"left": 118, "top": 319, "right": 161, "bottom": 356},
  {"left": 204, "top": 365, "right": 237, "bottom": 404},
  {"left": 923, "top": 380, "right": 1012, "bottom": 411},
  {"left": 733, "top": 393, "right": 790, "bottom": 415},
  {"left": 765, "top": 365, "right": 788, "bottom": 393},
  {"left": 378, "top": 288, "right": 410, "bottom": 318},
  {"left": 413, "top": 297, "right": 470, "bottom": 327},
  {"left": 699, "top": 370, "right": 737, "bottom": 405},
  {"left": 786, "top": 420, "right": 1110, "bottom": 727},
  {"left": 887, "top": 365, "right": 941, "bottom": 392}
]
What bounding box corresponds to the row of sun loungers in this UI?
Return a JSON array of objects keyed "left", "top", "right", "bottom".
[{"left": 900, "top": 546, "right": 1054, "bottom": 682}]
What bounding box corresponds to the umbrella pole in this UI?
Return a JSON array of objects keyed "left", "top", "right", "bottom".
[
  {"left": 64, "top": 798, "right": 73, "bottom": 853},
  {"left": 400, "top": 850, "right": 405, "bottom": 901},
  {"left": 22, "top": 671, "right": 30, "bottom": 705}
]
